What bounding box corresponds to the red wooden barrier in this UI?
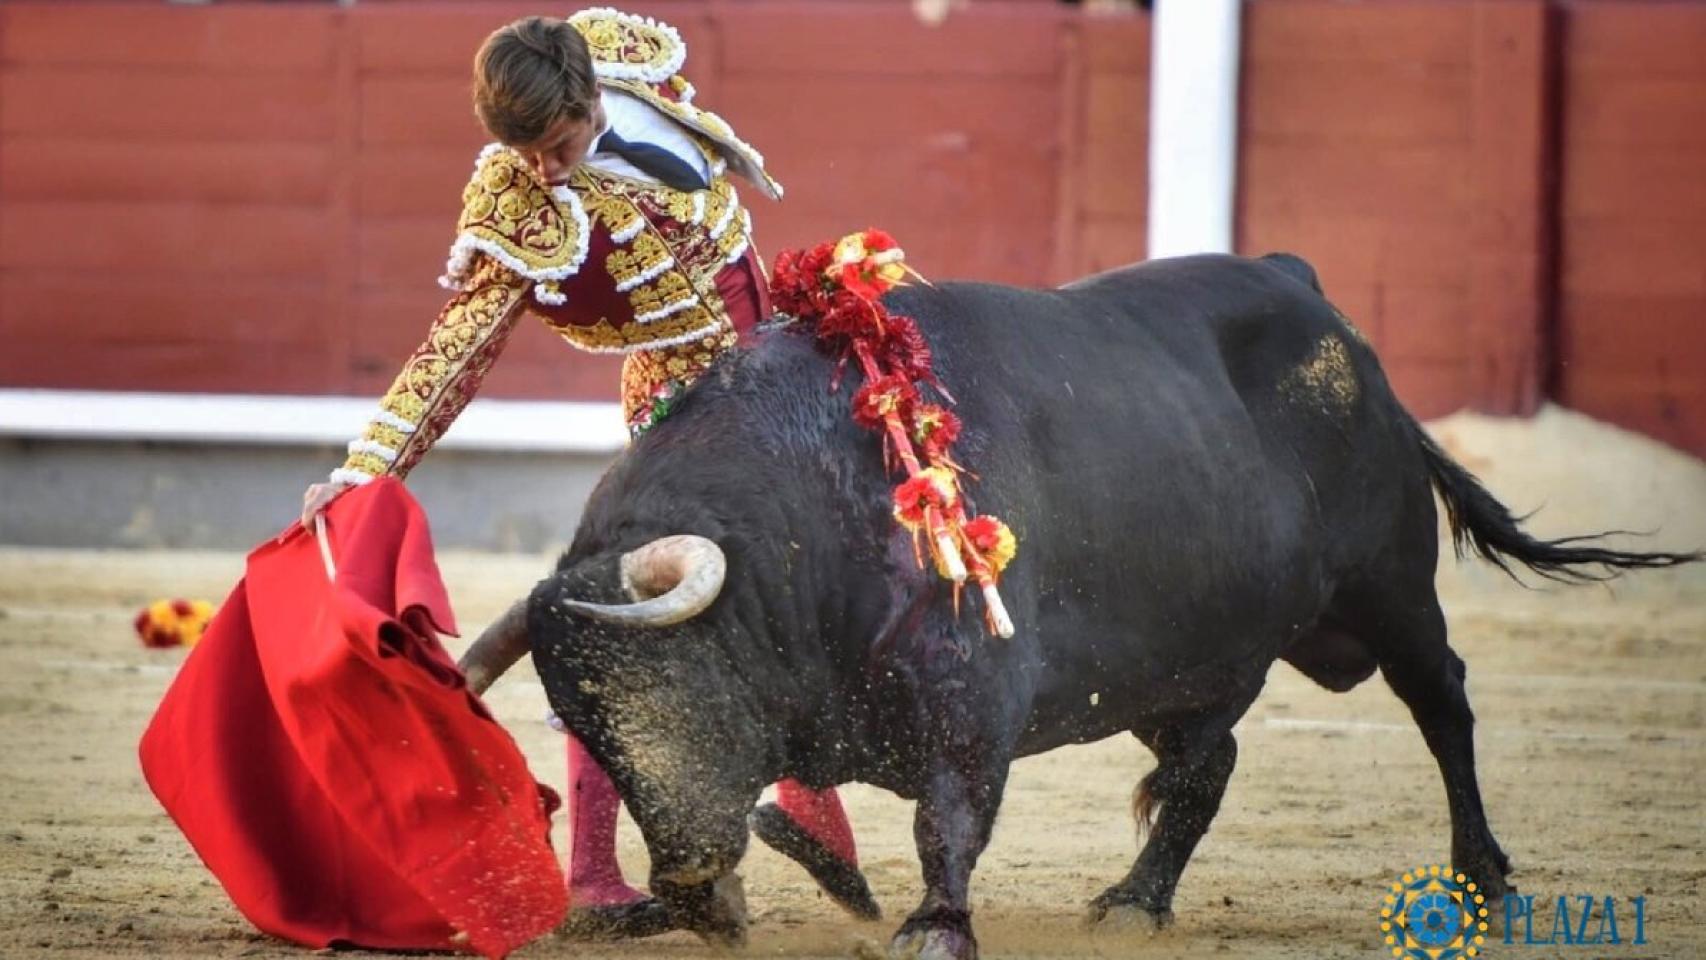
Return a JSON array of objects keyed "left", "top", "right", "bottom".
[
  {"left": 1237, "top": 0, "right": 1554, "bottom": 421},
  {"left": 0, "top": 1, "right": 1702, "bottom": 457},
  {"left": 1554, "top": 1, "right": 1706, "bottom": 455},
  {"left": 0, "top": 1, "right": 1139, "bottom": 404}
]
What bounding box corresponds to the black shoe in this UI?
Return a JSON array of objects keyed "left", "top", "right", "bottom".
[
  {"left": 749, "top": 802, "right": 882, "bottom": 921},
  {"left": 559, "top": 897, "right": 678, "bottom": 941}
]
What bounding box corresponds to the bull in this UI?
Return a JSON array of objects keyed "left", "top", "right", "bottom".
[{"left": 461, "top": 253, "right": 1696, "bottom": 959}]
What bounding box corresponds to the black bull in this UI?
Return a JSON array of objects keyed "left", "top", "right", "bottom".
[{"left": 495, "top": 254, "right": 1693, "bottom": 958}]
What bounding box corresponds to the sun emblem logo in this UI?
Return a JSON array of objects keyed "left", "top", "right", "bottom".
[{"left": 1381, "top": 865, "right": 1490, "bottom": 959}]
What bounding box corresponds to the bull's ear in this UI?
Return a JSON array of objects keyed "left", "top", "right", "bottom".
[{"left": 563, "top": 535, "right": 726, "bottom": 627}]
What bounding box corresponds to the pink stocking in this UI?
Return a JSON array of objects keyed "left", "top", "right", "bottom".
[
  {"left": 564, "top": 735, "right": 646, "bottom": 908},
  {"left": 774, "top": 779, "right": 858, "bottom": 866}
]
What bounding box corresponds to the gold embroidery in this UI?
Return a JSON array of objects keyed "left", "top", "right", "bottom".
[
  {"left": 597, "top": 199, "right": 645, "bottom": 241},
  {"left": 605, "top": 231, "right": 673, "bottom": 290},
  {"left": 713, "top": 207, "right": 751, "bottom": 264},
  {"left": 342, "top": 257, "right": 531, "bottom": 481},
  {"left": 364, "top": 423, "right": 407, "bottom": 450},
  {"left": 569, "top": 8, "right": 685, "bottom": 83},
  {"left": 548, "top": 162, "right": 752, "bottom": 355},
  {"left": 630, "top": 271, "right": 697, "bottom": 320},
  {"left": 664, "top": 189, "right": 700, "bottom": 223},
  {"left": 344, "top": 451, "right": 391, "bottom": 477},
  {"left": 444, "top": 147, "right": 587, "bottom": 287},
  {"left": 700, "top": 187, "right": 730, "bottom": 235},
  {"left": 380, "top": 391, "right": 426, "bottom": 424},
  {"left": 697, "top": 273, "right": 730, "bottom": 325},
  {"left": 549, "top": 303, "right": 721, "bottom": 355},
  {"left": 619, "top": 324, "right": 741, "bottom": 425}
]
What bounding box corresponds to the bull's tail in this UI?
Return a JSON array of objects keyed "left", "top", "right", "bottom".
[
  {"left": 1407, "top": 416, "right": 1702, "bottom": 582},
  {"left": 1132, "top": 770, "right": 1160, "bottom": 837}
]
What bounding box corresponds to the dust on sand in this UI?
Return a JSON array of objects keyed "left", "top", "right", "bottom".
[{"left": 1, "top": 407, "right": 1701, "bottom": 960}]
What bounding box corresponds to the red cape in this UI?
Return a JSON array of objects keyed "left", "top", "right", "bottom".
[{"left": 139, "top": 479, "right": 566, "bottom": 958}]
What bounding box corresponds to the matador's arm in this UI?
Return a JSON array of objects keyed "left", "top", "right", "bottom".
[{"left": 330, "top": 255, "right": 531, "bottom": 486}]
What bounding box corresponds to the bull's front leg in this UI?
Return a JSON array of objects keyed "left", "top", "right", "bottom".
[{"left": 891, "top": 760, "right": 1008, "bottom": 960}]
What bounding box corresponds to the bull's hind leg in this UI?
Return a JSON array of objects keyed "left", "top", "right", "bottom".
[
  {"left": 1086, "top": 722, "right": 1238, "bottom": 932},
  {"left": 1356, "top": 588, "right": 1514, "bottom": 901}
]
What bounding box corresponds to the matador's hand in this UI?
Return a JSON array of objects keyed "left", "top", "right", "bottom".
[{"left": 300, "top": 481, "right": 351, "bottom": 530}]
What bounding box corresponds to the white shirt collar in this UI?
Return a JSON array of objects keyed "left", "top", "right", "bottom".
[{"left": 584, "top": 90, "right": 612, "bottom": 161}]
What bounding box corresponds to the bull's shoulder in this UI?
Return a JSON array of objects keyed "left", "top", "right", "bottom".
[
  {"left": 1061, "top": 253, "right": 1321, "bottom": 298},
  {"left": 883, "top": 279, "right": 1065, "bottom": 324},
  {"left": 1255, "top": 252, "right": 1322, "bottom": 293}
]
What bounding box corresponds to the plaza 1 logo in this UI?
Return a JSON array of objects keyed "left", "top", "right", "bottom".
[
  {"left": 1379, "top": 865, "right": 1652, "bottom": 957},
  {"left": 1380, "top": 865, "right": 1490, "bottom": 959}
]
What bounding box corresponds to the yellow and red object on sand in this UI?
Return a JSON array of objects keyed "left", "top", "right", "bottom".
[{"left": 135, "top": 598, "right": 217, "bottom": 649}]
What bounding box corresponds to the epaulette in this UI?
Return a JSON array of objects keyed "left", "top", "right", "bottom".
[
  {"left": 569, "top": 6, "right": 686, "bottom": 84},
  {"left": 569, "top": 7, "right": 783, "bottom": 201},
  {"left": 439, "top": 144, "right": 590, "bottom": 307}
]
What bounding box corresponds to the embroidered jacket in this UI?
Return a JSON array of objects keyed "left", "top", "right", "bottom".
[{"left": 333, "top": 8, "right": 777, "bottom": 487}]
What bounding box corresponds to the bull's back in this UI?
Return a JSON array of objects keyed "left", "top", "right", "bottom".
[
  {"left": 889, "top": 254, "right": 1360, "bottom": 581},
  {"left": 896, "top": 255, "right": 1406, "bottom": 564},
  {"left": 883, "top": 256, "right": 1407, "bottom": 743}
]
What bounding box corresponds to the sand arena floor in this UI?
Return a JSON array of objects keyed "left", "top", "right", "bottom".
[{"left": 1, "top": 408, "right": 1702, "bottom": 960}]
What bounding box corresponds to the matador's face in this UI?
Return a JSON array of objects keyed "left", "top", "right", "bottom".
[{"left": 518, "top": 98, "right": 607, "bottom": 186}]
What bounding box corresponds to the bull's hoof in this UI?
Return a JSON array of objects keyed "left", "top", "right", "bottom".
[
  {"left": 1459, "top": 861, "right": 1513, "bottom": 941},
  {"left": 1479, "top": 895, "right": 1511, "bottom": 941},
  {"left": 888, "top": 926, "right": 977, "bottom": 960},
  {"left": 559, "top": 898, "right": 678, "bottom": 941},
  {"left": 655, "top": 872, "right": 749, "bottom": 949},
  {"left": 750, "top": 802, "right": 882, "bottom": 920},
  {"left": 701, "top": 872, "right": 751, "bottom": 949},
  {"left": 1085, "top": 888, "right": 1173, "bottom": 935},
  {"left": 1085, "top": 901, "right": 1173, "bottom": 935},
  {"left": 1461, "top": 857, "right": 1515, "bottom": 903}
]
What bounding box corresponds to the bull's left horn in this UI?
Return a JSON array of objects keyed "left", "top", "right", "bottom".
[
  {"left": 562, "top": 535, "right": 727, "bottom": 627},
  {"left": 457, "top": 599, "right": 530, "bottom": 696}
]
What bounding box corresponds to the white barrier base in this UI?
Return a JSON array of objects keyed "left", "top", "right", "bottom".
[{"left": 0, "top": 389, "right": 626, "bottom": 454}]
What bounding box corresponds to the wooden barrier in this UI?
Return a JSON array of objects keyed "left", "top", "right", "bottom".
[
  {"left": 1238, "top": 0, "right": 1554, "bottom": 420},
  {"left": 1554, "top": 1, "right": 1706, "bottom": 455},
  {"left": 0, "top": 1, "right": 1701, "bottom": 455}
]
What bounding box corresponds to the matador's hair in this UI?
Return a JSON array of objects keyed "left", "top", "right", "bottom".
[{"left": 472, "top": 16, "right": 597, "bottom": 147}]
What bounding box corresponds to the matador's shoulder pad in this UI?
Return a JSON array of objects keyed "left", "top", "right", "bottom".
[
  {"left": 568, "top": 7, "right": 783, "bottom": 201},
  {"left": 569, "top": 6, "right": 687, "bottom": 84},
  {"left": 439, "top": 144, "right": 592, "bottom": 300}
]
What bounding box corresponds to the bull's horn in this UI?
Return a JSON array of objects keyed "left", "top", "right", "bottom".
[
  {"left": 563, "top": 535, "right": 727, "bottom": 627},
  {"left": 457, "top": 599, "right": 530, "bottom": 697}
]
